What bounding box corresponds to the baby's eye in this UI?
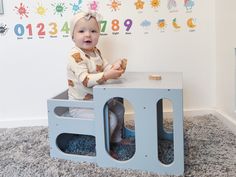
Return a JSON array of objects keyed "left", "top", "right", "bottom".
[
  {"left": 91, "top": 30, "right": 98, "bottom": 33},
  {"left": 78, "top": 30, "right": 84, "bottom": 33}
]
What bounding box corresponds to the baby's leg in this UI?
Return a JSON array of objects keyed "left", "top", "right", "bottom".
[
  {"left": 109, "top": 100, "right": 125, "bottom": 143},
  {"left": 109, "top": 111, "right": 118, "bottom": 141}
]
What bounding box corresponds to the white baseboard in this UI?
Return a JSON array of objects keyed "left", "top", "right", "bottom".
[
  {"left": 183, "top": 108, "right": 216, "bottom": 117},
  {"left": 212, "top": 110, "right": 236, "bottom": 134},
  {"left": 0, "top": 110, "right": 235, "bottom": 133},
  {"left": 0, "top": 117, "right": 48, "bottom": 128}
]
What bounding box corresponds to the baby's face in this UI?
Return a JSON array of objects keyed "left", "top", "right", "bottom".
[{"left": 73, "top": 17, "right": 100, "bottom": 52}]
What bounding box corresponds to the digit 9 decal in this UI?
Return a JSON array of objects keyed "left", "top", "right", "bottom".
[{"left": 124, "top": 19, "right": 132, "bottom": 32}]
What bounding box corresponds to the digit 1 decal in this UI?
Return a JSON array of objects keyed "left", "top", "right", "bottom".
[{"left": 26, "top": 24, "right": 33, "bottom": 36}]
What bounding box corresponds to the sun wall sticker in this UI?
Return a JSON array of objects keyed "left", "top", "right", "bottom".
[
  {"left": 14, "top": 2, "right": 29, "bottom": 19},
  {"left": 35, "top": 2, "right": 47, "bottom": 16},
  {"left": 70, "top": 0, "right": 83, "bottom": 14},
  {"left": 150, "top": 0, "right": 160, "bottom": 9},
  {"left": 51, "top": 2, "right": 67, "bottom": 17},
  {"left": 157, "top": 19, "right": 167, "bottom": 32},
  {"left": 107, "top": 0, "right": 122, "bottom": 11}
]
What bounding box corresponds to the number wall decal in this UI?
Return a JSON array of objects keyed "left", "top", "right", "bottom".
[{"left": 13, "top": 19, "right": 135, "bottom": 39}]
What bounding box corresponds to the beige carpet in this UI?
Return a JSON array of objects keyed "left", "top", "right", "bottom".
[{"left": 0, "top": 114, "right": 235, "bottom": 177}]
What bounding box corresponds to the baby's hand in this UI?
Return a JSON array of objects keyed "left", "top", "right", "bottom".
[
  {"left": 104, "top": 67, "right": 124, "bottom": 80},
  {"left": 112, "top": 58, "right": 127, "bottom": 72},
  {"left": 112, "top": 59, "right": 122, "bottom": 70}
]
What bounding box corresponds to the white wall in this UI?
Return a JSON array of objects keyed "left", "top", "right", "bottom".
[
  {"left": 0, "top": 1, "right": 217, "bottom": 127},
  {"left": 215, "top": 1, "right": 236, "bottom": 122}
]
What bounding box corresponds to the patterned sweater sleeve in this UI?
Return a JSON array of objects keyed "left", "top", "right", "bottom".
[{"left": 69, "top": 51, "right": 107, "bottom": 88}]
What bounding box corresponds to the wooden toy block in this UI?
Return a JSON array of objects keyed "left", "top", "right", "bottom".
[{"left": 149, "top": 74, "right": 162, "bottom": 80}]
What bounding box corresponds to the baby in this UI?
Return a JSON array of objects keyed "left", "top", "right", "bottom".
[{"left": 67, "top": 11, "right": 127, "bottom": 149}]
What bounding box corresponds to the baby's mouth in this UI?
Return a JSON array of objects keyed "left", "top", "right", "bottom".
[{"left": 84, "top": 40, "right": 92, "bottom": 44}]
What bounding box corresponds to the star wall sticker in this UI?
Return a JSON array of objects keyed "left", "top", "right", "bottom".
[{"left": 107, "top": 0, "right": 122, "bottom": 11}]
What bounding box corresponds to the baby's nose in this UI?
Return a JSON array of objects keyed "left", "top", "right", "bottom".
[{"left": 85, "top": 31, "right": 91, "bottom": 36}]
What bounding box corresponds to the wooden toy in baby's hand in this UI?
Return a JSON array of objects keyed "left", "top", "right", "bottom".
[
  {"left": 120, "top": 58, "right": 127, "bottom": 71},
  {"left": 112, "top": 58, "right": 127, "bottom": 72}
]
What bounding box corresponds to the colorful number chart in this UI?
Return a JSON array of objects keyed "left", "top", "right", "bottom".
[
  {"left": 14, "top": 21, "right": 70, "bottom": 39},
  {"left": 0, "top": 0, "right": 198, "bottom": 39}
]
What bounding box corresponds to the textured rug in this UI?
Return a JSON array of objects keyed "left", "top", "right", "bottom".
[{"left": 0, "top": 114, "right": 235, "bottom": 177}]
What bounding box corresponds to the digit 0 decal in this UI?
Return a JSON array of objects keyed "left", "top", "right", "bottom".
[{"left": 14, "top": 24, "right": 25, "bottom": 38}]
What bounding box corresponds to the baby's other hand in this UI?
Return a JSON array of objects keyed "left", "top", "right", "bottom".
[{"left": 112, "top": 59, "right": 122, "bottom": 70}]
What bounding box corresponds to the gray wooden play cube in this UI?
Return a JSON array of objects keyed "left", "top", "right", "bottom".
[{"left": 47, "top": 72, "right": 184, "bottom": 175}]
